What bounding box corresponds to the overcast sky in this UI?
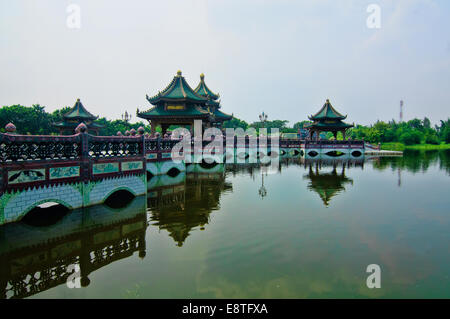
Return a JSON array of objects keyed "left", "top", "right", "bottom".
[{"left": 1, "top": 0, "right": 449, "bottom": 126}]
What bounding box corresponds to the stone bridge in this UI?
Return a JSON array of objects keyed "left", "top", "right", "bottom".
[{"left": 0, "top": 128, "right": 364, "bottom": 225}]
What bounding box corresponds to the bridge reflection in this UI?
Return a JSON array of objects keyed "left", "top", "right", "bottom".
[
  {"left": 0, "top": 196, "right": 147, "bottom": 299},
  {"left": 1, "top": 160, "right": 368, "bottom": 298}
]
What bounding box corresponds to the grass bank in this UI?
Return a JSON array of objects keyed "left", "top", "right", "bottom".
[{"left": 381, "top": 142, "right": 450, "bottom": 151}]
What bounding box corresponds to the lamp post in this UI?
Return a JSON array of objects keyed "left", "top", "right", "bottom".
[
  {"left": 122, "top": 111, "right": 132, "bottom": 123},
  {"left": 259, "top": 112, "right": 268, "bottom": 128},
  {"left": 258, "top": 167, "right": 268, "bottom": 199}
]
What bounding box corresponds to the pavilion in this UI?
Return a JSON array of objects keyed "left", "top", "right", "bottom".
[
  {"left": 137, "top": 71, "right": 232, "bottom": 135},
  {"left": 52, "top": 98, "right": 103, "bottom": 135},
  {"left": 194, "top": 73, "right": 232, "bottom": 127},
  {"left": 306, "top": 99, "right": 354, "bottom": 140}
]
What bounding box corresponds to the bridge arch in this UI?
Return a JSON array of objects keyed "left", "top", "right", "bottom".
[
  {"left": 20, "top": 199, "right": 73, "bottom": 221},
  {"left": 2, "top": 184, "right": 83, "bottom": 224},
  {"left": 88, "top": 175, "right": 146, "bottom": 206}
]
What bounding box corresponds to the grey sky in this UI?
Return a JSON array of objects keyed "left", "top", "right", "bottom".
[{"left": 1, "top": 0, "right": 449, "bottom": 126}]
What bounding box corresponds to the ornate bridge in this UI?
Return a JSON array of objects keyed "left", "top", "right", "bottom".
[{"left": 0, "top": 128, "right": 364, "bottom": 225}]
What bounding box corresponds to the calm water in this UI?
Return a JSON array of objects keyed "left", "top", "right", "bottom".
[{"left": 1, "top": 150, "right": 449, "bottom": 299}]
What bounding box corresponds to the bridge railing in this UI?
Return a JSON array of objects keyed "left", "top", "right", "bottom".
[
  {"left": 304, "top": 139, "right": 365, "bottom": 149},
  {"left": 87, "top": 134, "right": 145, "bottom": 158},
  {"left": 0, "top": 133, "right": 82, "bottom": 163},
  {"left": 0, "top": 132, "right": 147, "bottom": 194}
]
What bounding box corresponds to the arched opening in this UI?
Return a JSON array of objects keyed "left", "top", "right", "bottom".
[
  {"left": 308, "top": 151, "right": 318, "bottom": 157},
  {"left": 167, "top": 167, "right": 181, "bottom": 177},
  {"left": 21, "top": 202, "right": 70, "bottom": 227},
  {"left": 279, "top": 150, "right": 286, "bottom": 156},
  {"left": 104, "top": 189, "right": 135, "bottom": 209},
  {"left": 292, "top": 149, "right": 300, "bottom": 156},
  {"left": 147, "top": 171, "right": 154, "bottom": 180},
  {"left": 300, "top": 150, "right": 304, "bottom": 156},
  {"left": 199, "top": 159, "right": 219, "bottom": 169},
  {"left": 325, "top": 151, "right": 345, "bottom": 157},
  {"left": 351, "top": 151, "right": 362, "bottom": 157}
]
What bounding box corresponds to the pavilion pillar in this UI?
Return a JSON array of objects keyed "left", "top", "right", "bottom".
[
  {"left": 161, "top": 123, "right": 170, "bottom": 136},
  {"left": 333, "top": 131, "right": 338, "bottom": 140},
  {"left": 342, "top": 130, "right": 346, "bottom": 140},
  {"left": 150, "top": 121, "right": 158, "bottom": 135}
]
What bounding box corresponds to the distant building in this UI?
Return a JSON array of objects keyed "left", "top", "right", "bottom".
[
  {"left": 52, "top": 99, "right": 103, "bottom": 135},
  {"left": 305, "top": 99, "right": 353, "bottom": 140}
]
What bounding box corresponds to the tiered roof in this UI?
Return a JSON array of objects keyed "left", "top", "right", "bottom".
[
  {"left": 145, "top": 70, "right": 207, "bottom": 105},
  {"left": 309, "top": 99, "right": 346, "bottom": 121},
  {"left": 138, "top": 71, "right": 232, "bottom": 122},
  {"left": 194, "top": 73, "right": 220, "bottom": 100},
  {"left": 307, "top": 99, "right": 353, "bottom": 130},
  {"left": 62, "top": 99, "right": 98, "bottom": 120},
  {"left": 53, "top": 99, "right": 103, "bottom": 132}
]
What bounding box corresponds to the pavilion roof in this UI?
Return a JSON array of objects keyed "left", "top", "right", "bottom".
[
  {"left": 212, "top": 108, "right": 232, "bottom": 121},
  {"left": 309, "top": 99, "right": 347, "bottom": 121},
  {"left": 146, "top": 71, "right": 208, "bottom": 105},
  {"left": 194, "top": 73, "right": 220, "bottom": 100},
  {"left": 63, "top": 99, "right": 98, "bottom": 120},
  {"left": 53, "top": 121, "right": 104, "bottom": 128},
  {"left": 137, "top": 104, "right": 211, "bottom": 119},
  {"left": 305, "top": 121, "right": 354, "bottom": 130}
]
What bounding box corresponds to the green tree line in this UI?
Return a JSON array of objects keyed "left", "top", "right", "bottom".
[{"left": 1, "top": 104, "right": 449, "bottom": 145}]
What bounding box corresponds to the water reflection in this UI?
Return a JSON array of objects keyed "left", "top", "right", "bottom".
[
  {"left": 0, "top": 151, "right": 449, "bottom": 298},
  {"left": 370, "top": 149, "right": 450, "bottom": 175},
  {"left": 303, "top": 163, "right": 354, "bottom": 207},
  {"left": 148, "top": 165, "right": 232, "bottom": 247},
  {"left": 0, "top": 196, "right": 147, "bottom": 299}
]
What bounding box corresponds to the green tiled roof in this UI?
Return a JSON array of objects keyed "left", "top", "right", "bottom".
[
  {"left": 146, "top": 71, "right": 208, "bottom": 105},
  {"left": 63, "top": 99, "right": 98, "bottom": 120},
  {"left": 212, "top": 108, "right": 232, "bottom": 121},
  {"left": 138, "top": 105, "right": 210, "bottom": 119},
  {"left": 309, "top": 99, "right": 347, "bottom": 120},
  {"left": 306, "top": 121, "right": 353, "bottom": 129},
  {"left": 194, "top": 73, "right": 220, "bottom": 100},
  {"left": 53, "top": 121, "right": 103, "bottom": 128}
]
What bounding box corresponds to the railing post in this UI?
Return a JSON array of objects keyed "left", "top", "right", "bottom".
[{"left": 80, "top": 133, "right": 90, "bottom": 184}]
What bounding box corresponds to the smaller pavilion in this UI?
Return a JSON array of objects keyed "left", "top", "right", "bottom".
[
  {"left": 306, "top": 99, "right": 353, "bottom": 140},
  {"left": 194, "top": 73, "right": 232, "bottom": 127},
  {"left": 53, "top": 99, "right": 103, "bottom": 135}
]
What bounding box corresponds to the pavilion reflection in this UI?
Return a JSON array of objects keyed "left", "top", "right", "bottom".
[
  {"left": 303, "top": 160, "right": 357, "bottom": 207},
  {"left": 148, "top": 164, "right": 232, "bottom": 247},
  {"left": 0, "top": 196, "right": 148, "bottom": 299}
]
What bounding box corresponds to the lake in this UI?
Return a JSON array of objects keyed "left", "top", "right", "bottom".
[{"left": 1, "top": 150, "right": 449, "bottom": 298}]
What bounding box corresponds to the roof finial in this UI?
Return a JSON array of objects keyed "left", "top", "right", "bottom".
[
  {"left": 77, "top": 98, "right": 81, "bottom": 102},
  {"left": 177, "top": 70, "right": 182, "bottom": 76},
  {"left": 326, "top": 99, "right": 330, "bottom": 103},
  {"left": 200, "top": 73, "right": 205, "bottom": 80}
]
